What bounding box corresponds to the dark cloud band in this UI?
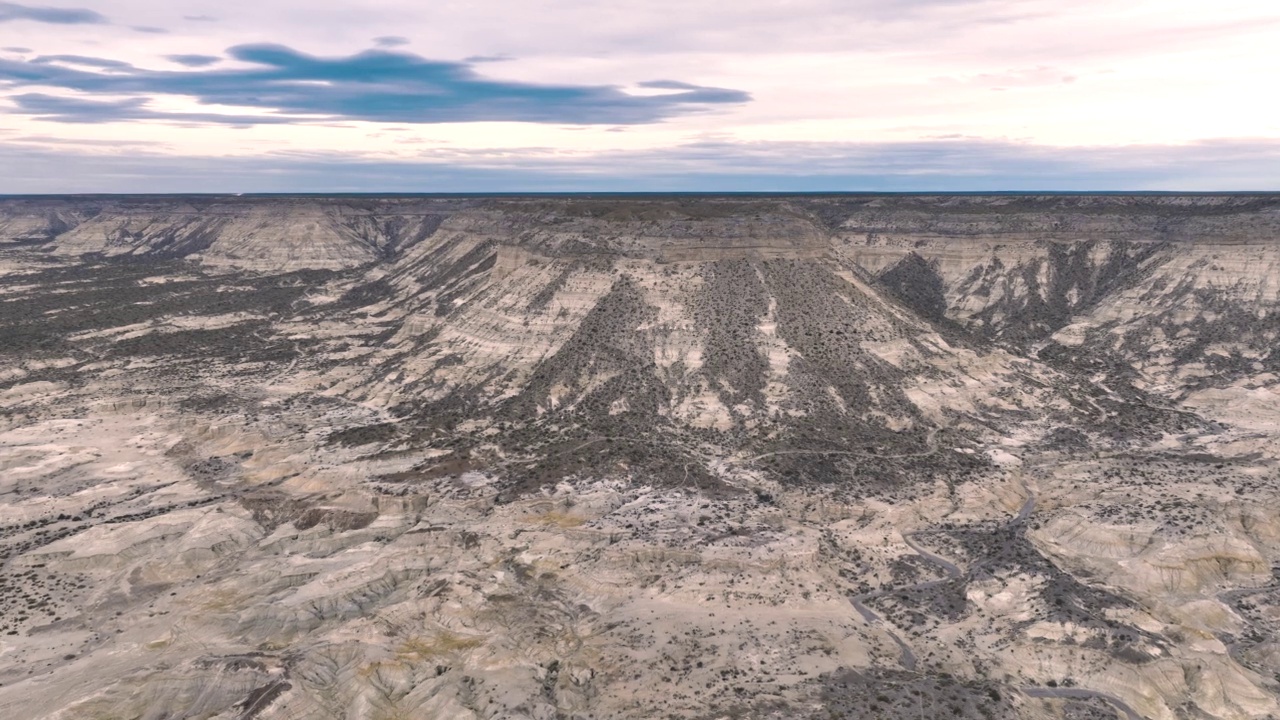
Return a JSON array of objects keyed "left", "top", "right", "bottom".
[
  {"left": 0, "top": 43, "right": 751, "bottom": 125},
  {"left": 8, "top": 93, "right": 295, "bottom": 125},
  {"left": 3, "top": 137, "right": 1277, "bottom": 194},
  {"left": 165, "top": 54, "right": 221, "bottom": 67},
  {"left": 0, "top": 2, "right": 106, "bottom": 24}
]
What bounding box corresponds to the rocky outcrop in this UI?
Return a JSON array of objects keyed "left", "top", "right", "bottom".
[
  {"left": 0, "top": 197, "right": 97, "bottom": 242},
  {"left": 1, "top": 196, "right": 461, "bottom": 271}
]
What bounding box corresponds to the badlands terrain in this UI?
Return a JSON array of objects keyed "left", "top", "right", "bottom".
[{"left": 1, "top": 193, "right": 1279, "bottom": 720}]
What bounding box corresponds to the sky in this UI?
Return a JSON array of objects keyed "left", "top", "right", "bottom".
[{"left": 1, "top": 0, "right": 1279, "bottom": 192}]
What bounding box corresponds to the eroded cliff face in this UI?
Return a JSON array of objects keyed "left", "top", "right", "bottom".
[
  {"left": 1, "top": 195, "right": 1279, "bottom": 720},
  {"left": 1, "top": 197, "right": 459, "bottom": 272}
]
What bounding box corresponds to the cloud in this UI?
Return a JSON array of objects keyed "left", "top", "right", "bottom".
[
  {"left": 165, "top": 54, "right": 221, "bottom": 68},
  {"left": 934, "top": 66, "right": 1078, "bottom": 89},
  {"left": 183, "top": 14, "right": 217, "bottom": 22},
  {"left": 636, "top": 80, "right": 754, "bottom": 102},
  {"left": 373, "top": 36, "right": 410, "bottom": 48},
  {"left": 343, "top": 0, "right": 1020, "bottom": 57},
  {"left": 130, "top": 25, "right": 167, "bottom": 34},
  {"left": 3, "top": 46, "right": 31, "bottom": 53},
  {"left": 32, "top": 54, "right": 134, "bottom": 70},
  {"left": 0, "top": 1, "right": 105, "bottom": 24},
  {"left": 7, "top": 92, "right": 294, "bottom": 125},
  {"left": 7, "top": 133, "right": 166, "bottom": 147},
  {"left": 2, "top": 136, "right": 1278, "bottom": 193},
  {"left": 0, "top": 43, "right": 751, "bottom": 125}
]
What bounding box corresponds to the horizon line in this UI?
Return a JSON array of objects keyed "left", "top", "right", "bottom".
[{"left": 4, "top": 190, "right": 1280, "bottom": 199}]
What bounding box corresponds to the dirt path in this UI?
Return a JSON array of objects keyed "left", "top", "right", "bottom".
[{"left": 1020, "top": 686, "right": 1144, "bottom": 720}]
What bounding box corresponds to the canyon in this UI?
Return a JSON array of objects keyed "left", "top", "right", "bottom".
[{"left": 1, "top": 194, "right": 1279, "bottom": 720}]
